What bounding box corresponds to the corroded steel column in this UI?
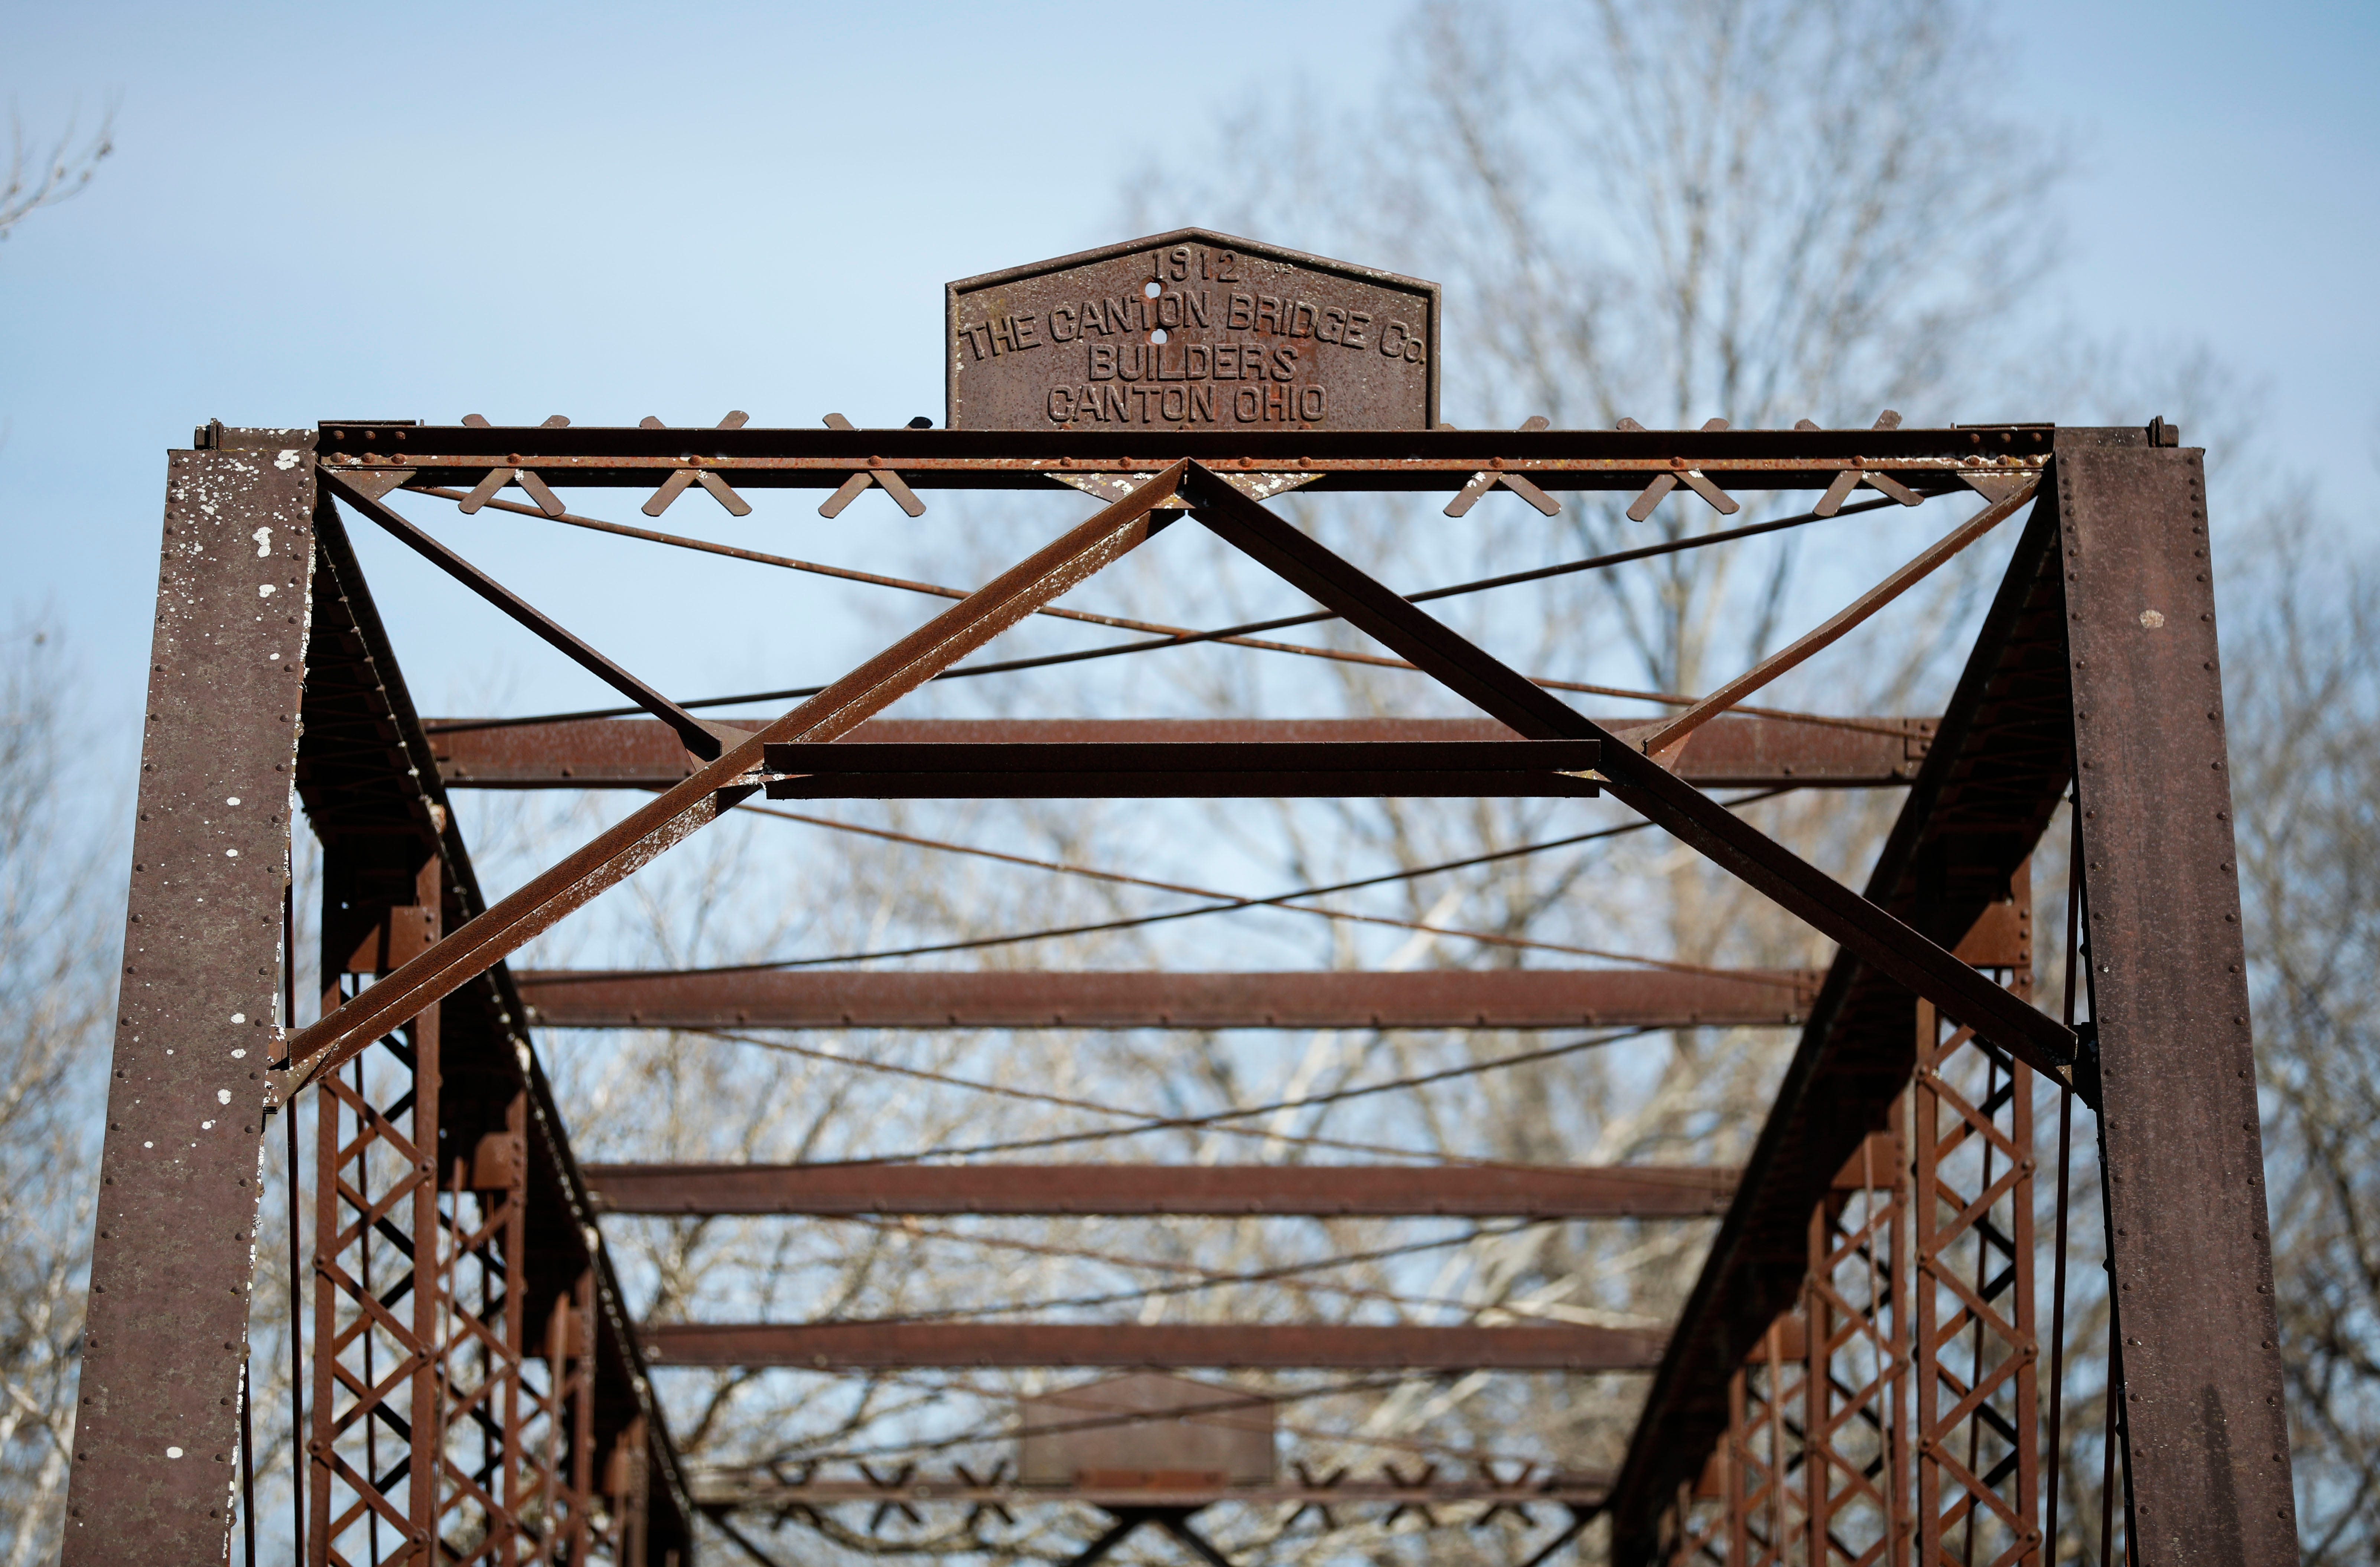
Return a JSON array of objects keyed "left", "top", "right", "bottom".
[
  {"left": 1911, "top": 1001, "right": 2040, "bottom": 1564},
  {"left": 64, "top": 428, "right": 317, "bottom": 1564},
  {"left": 307, "top": 855, "right": 444, "bottom": 1564},
  {"left": 2055, "top": 434, "right": 2297, "bottom": 1563}
]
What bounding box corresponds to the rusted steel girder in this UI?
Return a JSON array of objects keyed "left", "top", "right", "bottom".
[
  {"left": 1173, "top": 462, "right": 2078, "bottom": 1084},
  {"left": 640, "top": 1323, "right": 1667, "bottom": 1371},
  {"left": 65, "top": 429, "right": 318, "bottom": 1566},
  {"left": 758, "top": 738, "right": 1601, "bottom": 799},
  {"left": 1616, "top": 429, "right": 2299, "bottom": 1567},
  {"left": 315, "top": 420, "right": 2051, "bottom": 494},
  {"left": 512, "top": 966, "right": 1820, "bottom": 1031},
  {"left": 296, "top": 505, "right": 694, "bottom": 1562},
  {"left": 324, "top": 471, "right": 725, "bottom": 759},
  {"left": 2059, "top": 442, "right": 2296, "bottom": 1561},
  {"left": 1611, "top": 494, "right": 2073, "bottom": 1564},
  {"left": 580, "top": 1161, "right": 1740, "bottom": 1218},
  {"left": 281, "top": 464, "right": 1190, "bottom": 1094},
  {"left": 426, "top": 714, "right": 1935, "bottom": 791},
  {"left": 688, "top": 1471, "right": 1607, "bottom": 1511}
]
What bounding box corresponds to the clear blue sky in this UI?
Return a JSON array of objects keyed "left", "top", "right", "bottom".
[{"left": 2, "top": 0, "right": 2375, "bottom": 757}]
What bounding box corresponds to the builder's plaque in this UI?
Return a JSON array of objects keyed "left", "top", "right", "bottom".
[{"left": 947, "top": 229, "right": 1439, "bottom": 432}]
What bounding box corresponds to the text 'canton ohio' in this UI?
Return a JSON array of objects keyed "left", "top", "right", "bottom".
[{"left": 956, "top": 263, "right": 1428, "bottom": 427}]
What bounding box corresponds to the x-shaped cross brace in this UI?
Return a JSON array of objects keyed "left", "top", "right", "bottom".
[
  {"left": 1471, "top": 1460, "right": 1545, "bottom": 1528},
  {"left": 1379, "top": 1461, "right": 1441, "bottom": 1528},
  {"left": 857, "top": 1462, "right": 923, "bottom": 1532},
  {"left": 457, "top": 412, "right": 571, "bottom": 517},
  {"left": 1622, "top": 416, "right": 1742, "bottom": 520},
  {"left": 1066, "top": 1507, "right": 1236, "bottom": 1566},
  {"left": 1811, "top": 409, "right": 1922, "bottom": 516},
  {"left": 1442, "top": 416, "right": 1563, "bottom": 517},
  {"left": 640, "top": 410, "right": 755, "bottom": 517},
  {"left": 1283, "top": 1461, "right": 1349, "bottom": 1529},
  {"left": 951, "top": 1461, "right": 1016, "bottom": 1530},
  {"left": 819, "top": 412, "right": 927, "bottom": 518}
]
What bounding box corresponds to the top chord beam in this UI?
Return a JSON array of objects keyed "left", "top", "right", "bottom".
[{"left": 315, "top": 422, "right": 2050, "bottom": 494}]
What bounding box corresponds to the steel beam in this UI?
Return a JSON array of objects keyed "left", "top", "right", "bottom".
[
  {"left": 66, "top": 429, "right": 317, "bottom": 1565},
  {"left": 1608, "top": 485, "right": 2075, "bottom": 1564},
  {"left": 315, "top": 420, "right": 2051, "bottom": 493},
  {"left": 427, "top": 713, "right": 1933, "bottom": 791},
  {"left": 296, "top": 502, "right": 697, "bottom": 1560},
  {"left": 515, "top": 967, "right": 1821, "bottom": 1031},
  {"left": 281, "top": 464, "right": 1188, "bottom": 1091},
  {"left": 1174, "top": 462, "right": 2078, "bottom": 1082},
  {"left": 324, "top": 471, "right": 724, "bottom": 758},
  {"left": 640, "top": 1322, "right": 1667, "bottom": 1371},
  {"left": 581, "top": 1161, "right": 1740, "bottom": 1218},
  {"left": 2060, "top": 440, "right": 2296, "bottom": 1561},
  {"left": 690, "top": 1475, "right": 1608, "bottom": 1509},
  {"left": 758, "top": 738, "right": 1602, "bottom": 799}
]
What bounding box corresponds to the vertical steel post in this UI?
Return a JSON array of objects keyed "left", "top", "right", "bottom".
[
  {"left": 2055, "top": 435, "right": 2298, "bottom": 1562},
  {"left": 309, "top": 851, "right": 446, "bottom": 1564},
  {"left": 65, "top": 429, "right": 317, "bottom": 1564},
  {"left": 410, "top": 862, "right": 446, "bottom": 1541},
  {"left": 1802, "top": 1129, "right": 1906, "bottom": 1567}
]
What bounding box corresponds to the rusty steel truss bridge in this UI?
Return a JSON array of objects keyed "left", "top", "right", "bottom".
[{"left": 67, "top": 233, "right": 2294, "bottom": 1567}]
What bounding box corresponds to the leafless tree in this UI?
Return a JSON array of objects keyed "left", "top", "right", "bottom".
[
  {"left": 2219, "top": 515, "right": 2380, "bottom": 1564},
  {"left": 0, "top": 104, "right": 113, "bottom": 243},
  {"left": 0, "top": 619, "right": 116, "bottom": 1562},
  {"left": 584, "top": 4, "right": 2079, "bottom": 1561}
]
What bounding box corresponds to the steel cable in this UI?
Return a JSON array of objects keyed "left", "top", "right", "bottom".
[{"left": 414, "top": 488, "right": 1915, "bottom": 737}]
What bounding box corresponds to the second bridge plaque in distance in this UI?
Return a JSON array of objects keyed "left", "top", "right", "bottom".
[{"left": 946, "top": 228, "right": 1439, "bottom": 432}]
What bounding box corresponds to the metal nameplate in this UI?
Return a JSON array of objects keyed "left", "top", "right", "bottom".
[{"left": 946, "top": 228, "right": 1439, "bottom": 432}]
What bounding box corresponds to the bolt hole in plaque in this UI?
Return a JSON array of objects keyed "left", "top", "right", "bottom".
[{"left": 1149, "top": 328, "right": 1169, "bottom": 344}]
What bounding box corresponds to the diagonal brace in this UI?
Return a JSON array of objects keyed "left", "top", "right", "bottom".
[
  {"left": 1630, "top": 479, "right": 2038, "bottom": 764},
  {"left": 1175, "top": 461, "right": 2078, "bottom": 1089},
  {"left": 325, "top": 471, "right": 725, "bottom": 761},
  {"left": 1154, "top": 1509, "right": 1238, "bottom": 1566},
  {"left": 1065, "top": 1511, "right": 1150, "bottom": 1566},
  {"left": 281, "top": 463, "right": 1188, "bottom": 1095}
]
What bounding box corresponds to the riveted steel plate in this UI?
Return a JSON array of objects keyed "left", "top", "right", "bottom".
[
  {"left": 947, "top": 229, "right": 1439, "bottom": 432},
  {"left": 66, "top": 431, "right": 316, "bottom": 1564}
]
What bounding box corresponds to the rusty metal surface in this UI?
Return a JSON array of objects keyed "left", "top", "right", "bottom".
[
  {"left": 693, "top": 1472, "right": 1604, "bottom": 1510},
  {"left": 946, "top": 229, "right": 1439, "bottom": 432},
  {"left": 1609, "top": 493, "right": 2077, "bottom": 1565},
  {"left": 1175, "top": 461, "right": 2076, "bottom": 1081},
  {"left": 1636, "top": 481, "right": 2036, "bottom": 762},
  {"left": 579, "top": 1161, "right": 1741, "bottom": 1219},
  {"left": 65, "top": 432, "right": 316, "bottom": 1565},
  {"left": 515, "top": 967, "right": 1820, "bottom": 1032},
  {"left": 113, "top": 379, "right": 2292, "bottom": 1567},
  {"left": 759, "top": 738, "right": 1601, "bottom": 799},
  {"left": 641, "top": 1322, "right": 1667, "bottom": 1371},
  {"left": 282, "top": 465, "right": 1189, "bottom": 1090},
  {"left": 294, "top": 509, "right": 695, "bottom": 1561},
  {"left": 2060, "top": 442, "right": 2296, "bottom": 1563},
  {"left": 1019, "top": 1373, "right": 1276, "bottom": 1487},
  {"left": 1912, "top": 981, "right": 2043, "bottom": 1563},
  {"left": 325, "top": 471, "right": 722, "bottom": 759},
  {"left": 312, "top": 421, "right": 2052, "bottom": 494},
  {"left": 428, "top": 714, "right": 1932, "bottom": 791},
  {"left": 1658, "top": 1134, "right": 1909, "bottom": 1566}
]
